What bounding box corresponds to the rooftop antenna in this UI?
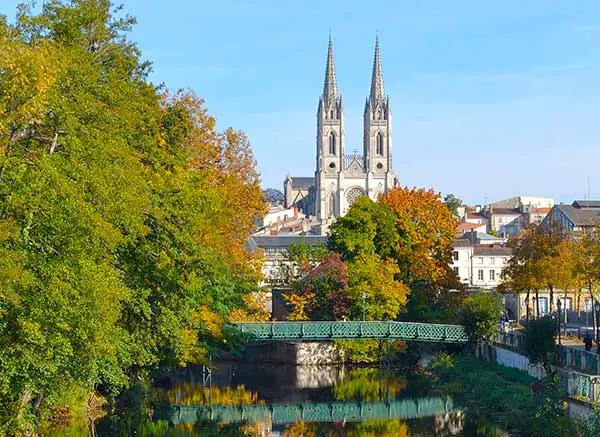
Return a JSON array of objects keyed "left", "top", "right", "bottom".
[{"left": 588, "top": 176, "right": 591, "bottom": 200}]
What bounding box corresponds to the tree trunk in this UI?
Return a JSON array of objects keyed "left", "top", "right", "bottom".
[
  {"left": 590, "top": 286, "right": 597, "bottom": 341},
  {"left": 525, "top": 290, "right": 530, "bottom": 322},
  {"left": 535, "top": 290, "right": 540, "bottom": 318},
  {"left": 577, "top": 289, "right": 582, "bottom": 320},
  {"left": 548, "top": 285, "right": 554, "bottom": 314}
]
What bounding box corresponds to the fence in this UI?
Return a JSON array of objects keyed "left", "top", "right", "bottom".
[{"left": 495, "top": 330, "right": 600, "bottom": 375}]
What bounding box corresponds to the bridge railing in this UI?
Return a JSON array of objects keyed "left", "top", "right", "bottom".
[
  {"left": 229, "top": 321, "right": 468, "bottom": 343},
  {"left": 172, "top": 397, "right": 458, "bottom": 424}
]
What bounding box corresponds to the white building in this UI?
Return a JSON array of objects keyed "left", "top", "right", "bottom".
[{"left": 451, "top": 240, "right": 512, "bottom": 289}]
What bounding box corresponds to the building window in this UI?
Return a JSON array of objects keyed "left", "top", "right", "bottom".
[
  {"left": 489, "top": 270, "right": 495, "bottom": 281},
  {"left": 329, "top": 132, "right": 336, "bottom": 155},
  {"left": 478, "top": 270, "right": 484, "bottom": 281},
  {"left": 585, "top": 298, "right": 593, "bottom": 312},
  {"left": 376, "top": 132, "right": 384, "bottom": 155},
  {"left": 538, "top": 297, "right": 548, "bottom": 315},
  {"left": 453, "top": 267, "right": 459, "bottom": 275},
  {"left": 490, "top": 257, "right": 495, "bottom": 265},
  {"left": 453, "top": 251, "right": 459, "bottom": 261}
]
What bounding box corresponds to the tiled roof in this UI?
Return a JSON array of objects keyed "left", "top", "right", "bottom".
[
  {"left": 467, "top": 212, "right": 485, "bottom": 219},
  {"left": 556, "top": 203, "right": 600, "bottom": 227},
  {"left": 458, "top": 222, "right": 485, "bottom": 232}
]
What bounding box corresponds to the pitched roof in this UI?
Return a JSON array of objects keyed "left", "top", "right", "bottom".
[
  {"left": 573, "top": 200, "right": 600, "bottom": 208},
  {"left": 490, "top": 208, "right": 520, "bottom": 215},
  {"left": 473, "top": 245, "right": 512, "bottom": 256},
  {"left": 556, "top": 203, "right": 600, "bottom": 227},
  {"left": 458, "top": 222, "right": 485, "bottom": 232},
  {"left": 289, "top": 177, "right": 314, "bottom": 190},
  {"left": 453, "top": 238, "right": 474, "bottom": 248}
]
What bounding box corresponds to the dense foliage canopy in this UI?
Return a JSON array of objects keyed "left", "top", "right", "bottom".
[{"left": 0, "top": 1, "right": 265, "bottom": 432}]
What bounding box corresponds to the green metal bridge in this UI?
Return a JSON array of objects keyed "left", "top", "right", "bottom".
[
  {"left": 171, "top": 397, "right": 458, "bottom": 425},
  {"left": 230, "top": 321, "right": 468, "bottom": 343}
]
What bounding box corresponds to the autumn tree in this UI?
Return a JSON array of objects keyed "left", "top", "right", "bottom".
[
  {"left": 381, "top": 187, "right": 458, "bottom": 285},
  {"left": 502, "top": 225, "right": 544, "bottom": 321},
  {"left": 0, "top": 1, "right": 266, "bottom": 432},
  {"left": 284, "top": 252, "right": 350, "bottom": 320}
]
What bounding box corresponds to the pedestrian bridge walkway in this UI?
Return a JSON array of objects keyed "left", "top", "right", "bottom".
[
  {"left": 230, "top": 321, "right": 468, "bottom": 343},
  {"left": 171, "top": 396, "right": 458, "bottom": 425}
]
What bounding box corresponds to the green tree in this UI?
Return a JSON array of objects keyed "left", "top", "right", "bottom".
[
  {"left": 329, "top": 196, "right": 398, "bottom": 261},
  {"left": 0, "top": 2, "right": 265, "bottom": 432},
  {"left": 443, "top": 193, "right": 463, "bottom": 219},
  {"left": 524, "top": 316, "right": 558, "bottom": 373},
  {"left": 460, "top": 293, "right": 503, "bottom": 343}
]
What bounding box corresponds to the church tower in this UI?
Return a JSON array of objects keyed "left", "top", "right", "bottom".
[
  {"left": 363, "top": 36, "right": 394, "bottom": 194},
  {"left": 315, "top": 36, "right": 344, "bottom": 221}
]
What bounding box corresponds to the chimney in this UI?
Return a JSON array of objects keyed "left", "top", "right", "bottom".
[{"left": 294, "top": 207, "right": 298, "bottom": 218}]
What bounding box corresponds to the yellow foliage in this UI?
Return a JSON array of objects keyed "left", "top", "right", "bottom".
[
  {"left": 284, "top": 421, "right": 316, "bottom": 437},
  {"left": 283, "top": 292, "right": 315, "bottom": 321},
  {"left": 229, "top": 292, "right": 271, "bottom": 322},
  {"left": 158, "top": 383, "right": 264, "bottom": 406}
]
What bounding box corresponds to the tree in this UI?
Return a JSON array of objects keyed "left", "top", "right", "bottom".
[
  {"left": 443, "top": 193, "right": 463, "bottom": 219},
  {"left": 503, "top": 226, "right": 540, "bottom": 321},
  {"left": 524, "top": 316, "right": 557, "bottom": 373},
  {"left": 382, "top": 187, "right": 458, "bottom": 285},
  {"left": 284, "top": 252, "right": 350, "bottom": 320},
  {"left": 460, "top": 293, "right": 503, "bottom": 343},
  {"left": 263, "top": 188, "right": 284, "bottom": 206},
  {"left": 329, "top": 196, "right": 398, "bottom": 261},
  {"left": 0, "top": 2, "right": 266, "bottom": 432},
  {"left": 346, "top": 253, "right": 410, "bottom": 321}
]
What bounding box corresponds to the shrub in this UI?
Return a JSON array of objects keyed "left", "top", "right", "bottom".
[{"left": 460, "top": 293, "right": 503, "bottom": 343}]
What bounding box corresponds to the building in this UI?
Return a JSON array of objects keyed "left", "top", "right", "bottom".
[
  {"left": 451, "top": 240, "right": 511, "bottom": 290},
  {"left": 247, "top": 235, "right": 329, "bottom": 286},
  {"left": 284, "top": 36, "right": 398, "bottom": 231},
  {"left": 542, "top": 200, "right": 600, "bottom": 233}
]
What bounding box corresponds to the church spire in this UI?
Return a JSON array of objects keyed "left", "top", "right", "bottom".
[
  {"left": 369, "top": 35, "right": 385, "bottom": 102},
  {"left": 323, "top": 35, "right": 338, "bottom": 101}
]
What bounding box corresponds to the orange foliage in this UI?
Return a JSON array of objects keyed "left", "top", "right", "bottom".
[{"left": 382, "top": 187, "right": 457, "bottom": 284}]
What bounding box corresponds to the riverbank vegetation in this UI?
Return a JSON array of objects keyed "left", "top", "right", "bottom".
[
  {"left": 430, "top": 353, "right": 600, "bottom": 436},
  {"left": 0, "top": 1, "right": 267, "bottom": 433}
]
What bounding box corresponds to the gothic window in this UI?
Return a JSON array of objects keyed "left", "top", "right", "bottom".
[
  {"left": 345, "top": 187, "right": 364, "bottom": 208},
  {"left": 329, "top": 110, "right": 334, "bottom": 119},
  {"left": 376, "top": 133, "right": 384, "bottom": 155},
  {"left": 329, "top": 132, "right": 336, "bottom": 155},
  {"left": 327, "top": 193, "right": 336, "bottom": 218}
]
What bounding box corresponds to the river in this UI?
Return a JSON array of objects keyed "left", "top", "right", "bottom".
[{"left": 93, "top": 361, "right": 508, "bottom": 436}]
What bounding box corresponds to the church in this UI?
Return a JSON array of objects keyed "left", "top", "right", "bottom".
[{"left": 284, "top": 36, "right": 398, "bottom": 230}]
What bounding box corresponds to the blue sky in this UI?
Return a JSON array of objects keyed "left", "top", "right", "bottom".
[{"left": 3, "top": 1, "right": 600, "bottom": 204}]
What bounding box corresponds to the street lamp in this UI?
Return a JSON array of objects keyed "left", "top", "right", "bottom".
[
  {"left": 595, "top": 300, "right": 600, "bottom": 355},
  {"left": 557, "top": 299, "right": 562, "bottom": 345},
  {"left": 362, "top": 291, "right": 366, "bottom": 321}
]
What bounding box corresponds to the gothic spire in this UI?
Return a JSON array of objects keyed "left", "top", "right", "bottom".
[
  {"left": 369, "top": 36, "right": 385, "bottom": 102},
  {"left": 323, "top": 35, "right": 338, "bottom": 101}
]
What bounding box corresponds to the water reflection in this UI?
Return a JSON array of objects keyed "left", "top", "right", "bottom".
[{"left": 96, "top": 363, "right": 474, "bottom": 436}]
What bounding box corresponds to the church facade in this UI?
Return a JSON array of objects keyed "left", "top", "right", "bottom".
[{"left": 284, "top": 37, "right": 398, "bottom": 227}]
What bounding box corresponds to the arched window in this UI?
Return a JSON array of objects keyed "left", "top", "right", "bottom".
[
  {"left": 329, "top": 110, "right": 334, "bottom": 119},
  {"left": 329, "top": 132, "right": 336, "bottom": 155},
  {"left": 327, "top": 193, "right": 336, "bottom": 218},
  {"left": 376, "top": 133, "right": 384, "bottom": 155}
]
